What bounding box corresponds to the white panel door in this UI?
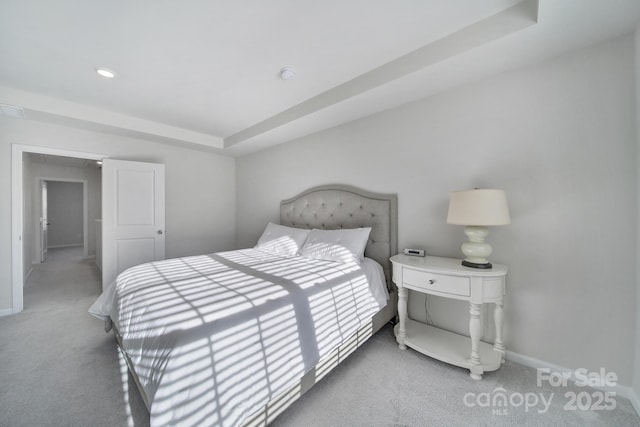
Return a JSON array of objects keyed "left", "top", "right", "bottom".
[{"left": 102, "top": 159, "right": 165, "bottom": 290}]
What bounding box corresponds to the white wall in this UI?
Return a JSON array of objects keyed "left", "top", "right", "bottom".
[
  {"left": 46, "top": 181, "right": 83, "bottom": 248},
  {"left": 0, "top": 118, "right": 236, "bottom": 311},
  {"left": 237, "top": 35, "right": 637, "bottom": 385}
]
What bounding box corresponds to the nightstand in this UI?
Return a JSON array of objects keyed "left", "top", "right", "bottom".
[{"left": 390, "top": 254, "right": 507, "bottom": 380}]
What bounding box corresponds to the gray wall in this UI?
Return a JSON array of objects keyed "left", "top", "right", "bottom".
[
  {"left": 236, "top": 35, "right": 637, "bottom": 385},
  {"left": 46, "top": 181, "right": 83, "bottom": 248},
  {"left": 0, "top": 118, "right": 236, "bottom": 311}
]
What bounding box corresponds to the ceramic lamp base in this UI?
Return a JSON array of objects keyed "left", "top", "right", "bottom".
[{"left": 461, "top": 226, "right": 493, "bottom": 269}]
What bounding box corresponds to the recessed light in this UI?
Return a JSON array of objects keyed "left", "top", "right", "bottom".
[{"left": 95, "top": 67, "right": 116, "bottom": 79}]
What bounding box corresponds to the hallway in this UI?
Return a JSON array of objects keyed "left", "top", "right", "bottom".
[
  {"left": 41, "top": 246, "right": 84, "bottom": 262},
  {"left": 26, "top": 246, "right": 97, "bottom": 305}
]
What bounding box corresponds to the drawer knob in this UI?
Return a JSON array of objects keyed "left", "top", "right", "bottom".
[{"left": 428, "top": 279, "right": 435, "bottom": 285}]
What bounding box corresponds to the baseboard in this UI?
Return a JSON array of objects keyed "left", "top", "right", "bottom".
[
  {"left": 506, "top": 350, "right": 639, "bottom": 416},
  {"left": 47, "top": 244, "right": 83, "bottom": 249},
  {"left": 0, "top": 308, "right": 13, "bottom": 317}
]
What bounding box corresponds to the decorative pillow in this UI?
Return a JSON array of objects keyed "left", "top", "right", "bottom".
[
  {"left": 300, "top": 227, "right": 372, "bottom": 264},
  {"left": 255, "top": 222, "right": 311, "bottom": 256}
]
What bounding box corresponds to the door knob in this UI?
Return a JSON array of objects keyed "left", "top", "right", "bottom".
[{"left": 157, "top": 230, "right": 163, "bottom": 235}]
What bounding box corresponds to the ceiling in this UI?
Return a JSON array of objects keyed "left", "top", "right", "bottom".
[{"left": 1, "top": 0, "right": 639, "bottom": 156}]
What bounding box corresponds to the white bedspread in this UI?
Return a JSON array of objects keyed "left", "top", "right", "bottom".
[{"left": 89, "top": 248, "right": 387, "bottom": 427}]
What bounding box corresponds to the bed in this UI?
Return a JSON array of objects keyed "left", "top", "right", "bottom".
[{"left": 90, "top": 184, "right": 398, "bottom": 427}]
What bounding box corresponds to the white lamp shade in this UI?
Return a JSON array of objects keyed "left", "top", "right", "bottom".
[{"left": 447, "top": 189, "right": 511, "bottom": 226}]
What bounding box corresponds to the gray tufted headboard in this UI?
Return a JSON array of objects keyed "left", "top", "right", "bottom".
[{"left": 280, "top": 184, "right": 398, "bottom": 288}]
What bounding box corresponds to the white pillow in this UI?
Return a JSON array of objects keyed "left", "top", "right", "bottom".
[
  {"left": 255, "top": 222, "right": 311, "bottom": 256},
  {"left": 301, "top": 227, "right": 372, "bottom": 264}
]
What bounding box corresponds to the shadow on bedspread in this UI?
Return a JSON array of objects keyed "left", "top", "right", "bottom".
[{"left": 113, "top": 251, "right": 380, "bottom": 427}]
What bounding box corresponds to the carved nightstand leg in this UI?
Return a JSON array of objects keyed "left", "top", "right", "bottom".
[
  {"left": 469, "top": 302, "right": 483, "bottom": 380},
  {"left": 494, "top": 299, "right": 505, "bottom": 364},
  {"left": 397, "top": 287, "right": 408, "bottom": 350}
]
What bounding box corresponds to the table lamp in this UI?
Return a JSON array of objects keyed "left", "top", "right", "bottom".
[{"left": 446, "top": 188, "right": 510, "bottom": 269}]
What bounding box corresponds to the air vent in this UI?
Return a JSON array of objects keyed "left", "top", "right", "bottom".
[{"left": 0, "top": 103, "right": 25, "bottom": 119}]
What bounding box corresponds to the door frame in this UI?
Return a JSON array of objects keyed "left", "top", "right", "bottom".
[
  {"left": 40, "top": 180, "right": 48, "bottom": 262},
  {"left": 11, "top": 144, "right": 106, "bottom": 313},
  {"left": 36, "top": 177, "right": 89, "bottom": 260}
]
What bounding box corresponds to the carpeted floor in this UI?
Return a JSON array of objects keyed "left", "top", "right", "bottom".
[
  {"left": 0, "top": 247, "right": 148, "bottom": 427},
  {"left": 1, "top": 247, "right": 638, "bottom": 426}
]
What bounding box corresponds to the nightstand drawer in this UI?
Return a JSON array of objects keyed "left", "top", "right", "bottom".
[{"left": 403, "top": 267, "right": 470, "bottom": 297}]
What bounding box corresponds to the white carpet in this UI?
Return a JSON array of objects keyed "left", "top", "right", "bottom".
[
  {"left": 0, "top": 247, "right": 148, "bottom": 427},
  {"left": 273, "top": 328, "right": 640, "bottom": 427},
  {"left": 1, "top": 248, "right": 638, "bottom": 426}
]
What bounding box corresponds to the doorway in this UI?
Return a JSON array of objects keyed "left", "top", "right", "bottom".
[
  {"left": 27, "top": 154, "right": 99, "bottom": 268},
  {"left": 12, "top": 145, "right": 164, "bottom": 314},
  {"left": 40, "top": 179, "right": 85, "bottom": 263},
  {"left": 11, "top": 145, "right": 106, "bottom": 312}
]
